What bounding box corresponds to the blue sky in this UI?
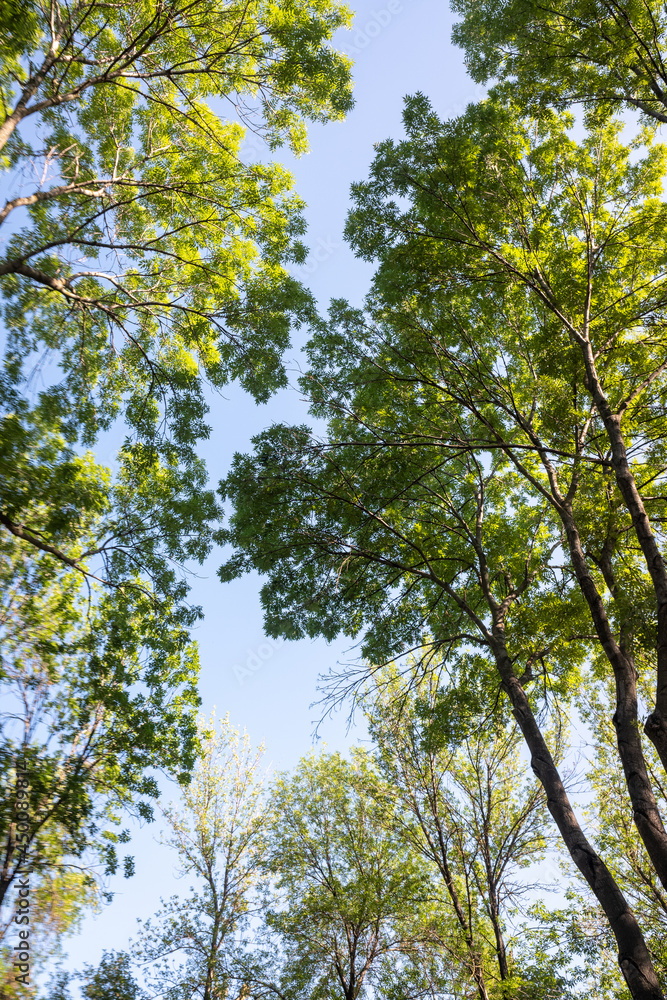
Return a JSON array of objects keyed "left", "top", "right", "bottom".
[{"left": 64, "top": 0, "right": 487, "bottom": 967}]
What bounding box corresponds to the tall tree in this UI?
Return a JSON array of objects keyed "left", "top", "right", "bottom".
[
  {"left": 0, "top": 0, "right": 353, "bottom": 906},
  {"left": 137, "top": 714, "right": 266, "bottom": 1000},
  {"left": 219, "top": 101, "right": 667, "bottom": 998}
]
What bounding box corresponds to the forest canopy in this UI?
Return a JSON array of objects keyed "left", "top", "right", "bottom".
[{"left": 4, "top": 1, "right": 667, "bottom": 999}]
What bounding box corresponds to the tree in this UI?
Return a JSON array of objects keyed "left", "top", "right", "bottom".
[
  {"left": 46, "top": 950, "right": 145, "bottom": 1000},
  {"left": 0, "top": 0, "right": 352, "bottom": 915},
  {"left": 219, "top": 100, "right": 667, "bottom": 998},
  {"left": 537, "top": 668, "right": 667, "bottom": 996},
  {"left": 365, "top": 668, "right": 551, "bottom": 999},
  {"left": 0, "top": 0, "right": 353, "bottom": 592},
  {"left": 260, "top": 750, "right": 427, "bottom": 1000},
  {"left": 137, "top": 714, "right": 266, "bottom": 1000},
  {"left": 0, "top": 521, "right": 199, "bottom": 929},
  {"left": 450, "top": 0, "right": 667, "bottom": 126}
]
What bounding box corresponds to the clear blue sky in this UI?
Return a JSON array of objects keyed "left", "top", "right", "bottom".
[{"left": 65, "top": 0, "right": 485, "bottom": 966}]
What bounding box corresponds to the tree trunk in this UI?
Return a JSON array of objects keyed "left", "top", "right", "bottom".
[
  {"left": 559, "top": 504, "right": 667, "bottom": 890},
  {"left": 493, "top": 638, "right": 664, "bottom": 1000},
  {"left": 487, "top": 880, "right": 509, "bottom": 984},
  {"left": 579, "top": 345, "right": 667, "bottom": 773},
  {"left": 645, "top": 709, "right": 667, "bottom": 773},
  {"left": 428, "top": 815, "right": 490, "bottom": 1000}
]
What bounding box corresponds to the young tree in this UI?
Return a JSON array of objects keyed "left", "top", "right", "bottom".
[
  {"left": 365, "top": 670, "right": 551, "bottom": 999},
  {"left": 260, "top": 750, "right": 427, "bottom": 1000},
  {"left": 219, "top": 101, "right": 667, "bottom": 998},
  {"left": 137, "top": 714, "right": 266, "bottom": 1000}
]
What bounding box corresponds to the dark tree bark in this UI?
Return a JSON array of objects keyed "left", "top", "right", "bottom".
[
  {"left": 577, "top": 339, "right": 667, "bottom": 775},
  {"left": 492, "top": 636, "right": 664, "bottom": 1000}
]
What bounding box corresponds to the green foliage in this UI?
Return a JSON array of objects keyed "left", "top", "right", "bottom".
[
  {"left": 366, "top": 669, "right": 551, "bottom": 999},
  {"left": 0, "top": 0, "right": 354, "bottom": 598},
  {"left": 451, "top": 0, "right": 667, "bottom": 126},
  {"left": 0, "top": 0, "right": 353, "bottom": 462},
  {"left": 263, "top": 750, "right": 428, "bottom": 1000},
  {"left": 220, "top": 94, "right": 667, "bottom": 702},
  {"left": 0, "top": 0, "right": 353, "bottom": 919},
  {"left": 136, "top": 715, "right": 266, "bottom": 1000},
  {"left": 46, "top": 951, "right": 145, "bottom": 1000},
  {"left": 525, "top": 897, "right": 631, "bottom": 1000},
  {"left": 0, "top": 526, "right": 201, "bottom": 947},
  {"left": 219, "top": 89, "right": 667, "bottom": 995}
]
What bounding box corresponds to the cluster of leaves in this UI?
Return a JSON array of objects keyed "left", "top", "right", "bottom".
[
  {"left": 0, "top": 0, "right": 354, "bottom": 588},
  {"left": 0, "top": 530, "right": 202, "bottom": 989},
  {"left": 136, "top": 714, "right": 266, "bottom": 1000},
  {"left": 450, "top": 0, "right": 667, "bottom": 125}
]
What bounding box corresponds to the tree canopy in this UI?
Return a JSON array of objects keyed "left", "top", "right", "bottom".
[
  {"left": 0, "top": 0, "right": 353, "bottom": 591},
  {"left": 261, "top": 750, "right": 428, "bottom": 1000},
  {"left": 0, "top": 0, "right": 354, "bottom": 940},
  {"left": 220, "top": 98, "right": 667, "bottom": 998},
  {"left": 8, "top": 1, "right": 667, "bottom": 997},
  {"left": 451, "top": 0, "right": 667, "bottom": 125},
  {"left": 137, "top": 715, "right": 266, "bottom": 1000}
]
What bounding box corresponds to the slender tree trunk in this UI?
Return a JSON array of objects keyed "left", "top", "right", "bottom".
[
  {"left": 492, "top": 636, "right": 664, "bottom": 1000},
  {"left": 486, "top": 880, "right": 509, "bottom": 984},
  {"left": 559, "top": 503, "right": 667, "bottom": 890},
  {"left": 429, "top": 816, "right": 490, "bottom": 1000},
  {"left": 579, "top": 345, "right": 667, "bottom": 771},
  {"left": 202, "top": 910, "right": 224, "bottom": 1000}
]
